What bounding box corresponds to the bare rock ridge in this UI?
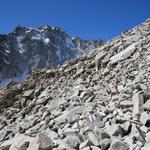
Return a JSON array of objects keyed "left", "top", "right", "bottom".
[
  {"left": 0, "top": 25, "right": 103, "bottom": 86},
  {"left": 0, "top": 18, "right": 150, "bottom": 150}
]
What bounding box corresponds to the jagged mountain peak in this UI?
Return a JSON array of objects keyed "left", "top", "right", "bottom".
[
  {"left": 0, "top": 24, "right": 103, "bottom": 86},
  {"left": 11, "top": 25, "right": 27, "bottom": 35}
]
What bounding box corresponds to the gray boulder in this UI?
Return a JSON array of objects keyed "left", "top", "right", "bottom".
[{"left": 109, "top": 140, "right": 129, "bottom": 150}]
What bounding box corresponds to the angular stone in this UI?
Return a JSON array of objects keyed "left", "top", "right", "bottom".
[
  {"left": 107, "top": 124, "right": 124, "bottom": 137},
  {"left": 91, "top": 146, "right": 102, "bottom": 150},
  {"left": 23, "top": 89, "right": 34, "bottom": 98},
  {"left": 82, "top": 146, "right": 91, "bottom": 150},
  {"left": 145, "top": 132, "right": 150, "bottom": 143},
  {"left": 66, "top": 105, "right": 94, "bottom": 123},
  {"left": 95, "top": 51, "right": 107, "bottom": 71},
  {"left": 143, "top": 100, "right": 150, "bottom": 111},
  {"left": 100, "top": 138, "right": 111, "bottom": 150},
  {"left": 76, "top": 68, "right": 84, "bottom": 76},
  {"left": 57, "top": 140, "right": 73, "bottom": 149},
  {"left": 18, "top": 141, "right": 30, "bottom": 150},
  {"left": 102, "top": 67, "right": 109, "bottom": 76},
  {"left": 88, "top": 120, "right": 105, "bottom": 130},
  {"left": 131, "top": 123, "right": 146, "bottom": 144},
  {"left": 117, "top": 85, "right": 124, "bottom": 92},
  {"left": 105, "top": 102, "right": 116, "bottom": 113},
  {"left": 0, "top": 139, "right": 12, "bottom": 150},
  {"left": 140, "top": 126, "right": 148, "bottom": 133},
  {"left": 64, "top": 135, "right": 81, "bottom": 148},
  {"left": 9, "top": 134, "right": 36, "bottom": 150},
  {"left": 54, "top": 112, "right": 68, "bottom": 125},
  {"left": 121, "top": 121, "right": 131, "bottom": 134},
  {"left": 36, "top": 97, "right": 50, "bottom": 105},
  {"left": 109, "top": 140, "right": 129, "bottom": 150},
  {"left": 132, "top": 92, "right": 144, "bottom": 117},
  {"left": 79, "top": 140, "right": 92, "bottom": 149},
  {"left": 108, "top": 84, "right": 117, "bottom": 95},
  {"left": 110, "top": 42, "right": 137, "bottom": 64},
  {"left": 119, "top": 100, "right": 133, "bottom": 108},
  {"left": 88, "top": 132, "right": 99, "bottom": 146},
  {"left": 45, "top": 129, "right": 59, "bottom": 144},
  {"left": 1, "top": 128, "right": 11, "bottom": 141},
  {"left": 94, "top": 127, "right": 110, "bottom": 141},
  {"left": 124, "top": 136, "right": 134, "bottom": 149},
  {"left": 123, "top": 112, "right": 132, "bottom": 120},
  {"left": 146, "top": 55, "right": 150, "bottom": 65},
  {"left": 41, "top": 111, "right": 50, "bottom": 120},
  {"left": 139, "top": 84, "right": 150, "bottom": 95},
  {"left": 0, "top": 129, "right": 8, "bottom": 142},
  {"left": 37, "top": 132, "right": 53, "bottom": 149},
  {"left": 140, "top": 112, "right": 150, "bottom": 126},
  {"left": 64, "top": 128, "right": 79, "bottom": 136}
]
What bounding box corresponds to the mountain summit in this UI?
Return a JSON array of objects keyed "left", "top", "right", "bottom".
[{"left": 0, "top": 25, "right": 103, "bottom": 86}]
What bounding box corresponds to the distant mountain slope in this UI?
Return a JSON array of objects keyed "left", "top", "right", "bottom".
[{"left": 0, "top": 25, "right": 103, "bottom": 85}]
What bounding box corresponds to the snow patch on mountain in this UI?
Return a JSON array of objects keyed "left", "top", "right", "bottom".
[
  {"left": 5, "top": 50, "right": 10, "bottom": 53},
  {"left": 17, "top": 43, "right": 24, "bottom": 54},
  {"left": 31, "top": 34, "right": 42, "bottom": 40},
  {"left": 43, "top": 38, "right": 50, "bottom": 45},
  {"left": 66, "top": 37, "right": 74, "bottom": 48},
  {"left": 56, "top": 47, "right": 62, "bottom": 63},
  {"left": 17, "top": 36, "right": 25, "bottom": 42},
  {"left": 26, "top": 29, "right": 32, "bottom": 33},
  {"left": 3, "top": 59, "right": 10, "bottom": 65}
]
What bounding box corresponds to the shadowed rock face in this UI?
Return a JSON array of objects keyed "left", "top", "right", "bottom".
[
  {"left": 0, "top": 25, "right": 103, "bottom": 84},
  {"left": 0, "top": 19, "right": 150, "bottom": 150}
]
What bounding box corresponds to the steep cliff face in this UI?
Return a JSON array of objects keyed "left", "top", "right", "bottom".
[
  {"left": 0, "top": 25, "right": 103, "bottom": 85},
  {"left": 0, "top": 19, "right": 150, "bottom": 149}
]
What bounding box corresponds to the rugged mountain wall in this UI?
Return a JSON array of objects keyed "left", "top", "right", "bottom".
[
  {"left": 0, "top": 25, "right": 103, "bottom": 84},
  {"left": 0, "top": 19, "right": 150, "bottom": 150}
]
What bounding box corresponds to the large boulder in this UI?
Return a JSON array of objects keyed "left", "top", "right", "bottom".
[
  {"left": 109, "top": 140, "right": 129, "bottom": 150},
  {"left": 95, "top": 50, "right": 107, "bottom": 71},
  {"left": 132, "top": 92, "right": 144, "bottom": 118},
  {"left": 37, "top": 132, "right": 54, "bottom": 150},
  {"left": 64, "top": 135, "right": 81, "bottom": 149},
  {"left": 110, "top": 42, "right": 137, "bottom": 64},
  {"left": 1, "top": 132, "right": 54, "bottom": 150}
]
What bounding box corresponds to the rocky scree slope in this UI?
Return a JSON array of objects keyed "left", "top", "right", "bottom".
[
  {"left": 0, "top": 25, "right": 103, "bottom": 85},
  {"left": 0, "top": 19, "right": 150, "bottom": 150}
]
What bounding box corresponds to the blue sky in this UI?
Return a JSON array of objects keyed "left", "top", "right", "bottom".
[{"left": 0, "top": 0, "right": 149, "bottom": 41}]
